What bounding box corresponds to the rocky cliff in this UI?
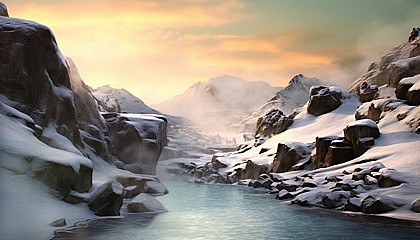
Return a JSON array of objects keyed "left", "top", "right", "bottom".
[{"left": 0, "top": 9, "right": 168, "bottom": 235}]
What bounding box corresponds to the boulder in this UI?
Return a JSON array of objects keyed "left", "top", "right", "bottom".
[
  {"left": 116, "top": 176, "right": 167, "bottom": 198},
  {"left": 255, "top": 109, "right": 293, "bottom": 137},
  {"left": 106, "top": 114, "right": 167, "bottom": 174},
  {"left": 403, "top": 75, "right": 420, "bottom": 105},
  {"left": 358, "top": 82, "right": 378, "bottom": 102},
  {"left": 378, "top": 169, "right": 405, "bottom": 187},
  {"left": 314, "top": 136, "right": 340, "bottom": 168},
  {"left": 396, "top": 75, "right": 419, "bottom": 101},
  {"left": 88, "top": 180, "right": 124, "bottom": 216},
  {"left": 322, "top": 140, "right": 354, "bottom": 168},
  {"left": 127, "top": 193, "right": 167, "bottom": 213},
  {"left": 50, "top": 218, "right": 66, "bottom": 227},
  {"left": 307, "top": 86, "right": 343, "bottom": 116},
  {"left": 268, "top": 143, "right": 307, "bottom": 173},
  {"left": 344, "top": 119, "right": 380, "bottom": 157},
  {"left": 410, "top": 199, "right": 420, "bottom": 213},
  {"left": 386, "top": 56, "right": 420, "bottom": 88},
  {"left": 343, "top": 198, "right": 362, "bottom": 212},
  {"left": 321, "top": 191, "right": 349, "bottom": 209},
  {"left": 276, "top": 189, "right": 294, "bottom": 200},
  {"left": 234, "top": 160, "right": 268, "bottom": 180},
  {"left": 361, "top": 195, "right": 395, "bottom": 214}
]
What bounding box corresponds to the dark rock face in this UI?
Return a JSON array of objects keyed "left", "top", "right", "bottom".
[
  {"left": 235, "top": 160, "right": 268, "bottom": 180},
  {"left": 314, "top": 137, "right": 354, "bottom": 168},
  {"left": 396, "top": 80, "right": 413, "bottom": 100},
  {"left": 361, "top": 196, "right": 395, "bottom": 214},
  {"left": 0, "top": 17, "right": 81, "bottom": 145},
  {"left": 307, "top": 86, "right": 342, "bottom": 116},
  {"left": 323, "top": 141, "right": 354, "bottom": 167},
  {"left": 106, "top": 114, "right": 167, "bottom": 174},
  {"left": 0, "top": 2, "right": 8, "bottom": 17},
  {"left": 31, "top": 158, "right": 92, "bottom": 197},
  {"left": 268, "top": 143, "right": 305, "bottom": 173},
  {"left": 88, "top": 180, "right": 124, "bottom": 216},
  {"left": 67, "top": 58, "right": 117, "bottom": 162},
  {"left": 255, "top": 109, "right": 293, "bottom": 137},
  {"left": 344, "top": 120, "right": 380, "bottom": 157},
  {"left": 358, "top": 82, "right": 378, "bottom": 102}
]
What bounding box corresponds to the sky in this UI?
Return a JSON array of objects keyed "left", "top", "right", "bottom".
[{"left": 5, "top": 0, "right": 420, "bottom": 104}]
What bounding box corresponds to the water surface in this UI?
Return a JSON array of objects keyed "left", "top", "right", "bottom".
[{"left": 54, "top": 181, "right": 420, "bottom": 240}]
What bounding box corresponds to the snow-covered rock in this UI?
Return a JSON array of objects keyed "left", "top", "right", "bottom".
[
  {"left": 88, "top": 180, "right": 125, "bottom": 216},
  {"left": 344, "top": 119, "right": 380, "bottom": 157},
  {"left": 127, "top": 193, "right": 167, "bottom": 213},
  {"left": 254, "top": 109, "right": 293, "bottom": 137},
  {"left": 307, "top": 86, "right": 344, "bottom": 116}
]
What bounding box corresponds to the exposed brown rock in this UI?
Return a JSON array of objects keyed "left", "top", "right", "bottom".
[{"left": 307, "top": 86, "right": 342, "bottom": 116}]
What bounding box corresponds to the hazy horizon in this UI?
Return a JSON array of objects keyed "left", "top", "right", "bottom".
[{"left": 7, "top": 0, "right": 419, "bottom": 104}]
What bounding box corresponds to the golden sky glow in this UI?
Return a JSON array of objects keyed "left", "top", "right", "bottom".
[{"left": 5, "top": 0, "right": 420, "bottom": 104}]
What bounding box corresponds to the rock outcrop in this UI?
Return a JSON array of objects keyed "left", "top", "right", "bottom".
[
  {"left": 349, "top": 29, "right": 420, "bottom": 94},
  {"left": 268, "top": 143, "right": 310, "bottom": 173},
  {"left": 105, "top": 113, "right": 167, "bottom": 175},
  {"left": 307, "top": 86, "right": 343, "bottom": 116},
  {"left": 344, "top": 119, "right": 380, "bottom": 157},
  {"left": 254, "top": 109, "right": 293, "bottom": 137}
]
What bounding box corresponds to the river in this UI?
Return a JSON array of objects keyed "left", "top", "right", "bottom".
[{"left": 53, "top": 181, "right": 420, "bottom": 240}]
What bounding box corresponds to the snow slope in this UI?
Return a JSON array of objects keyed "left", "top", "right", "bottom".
[
  {"left": 93, "top": 85, "right": 160, "bottom": 114},
  {"left": 213, "top": 88, "right": 420, "bottom": 221},
  {"left": 239, "top": 74, "right": 323, "bottom": 131}
]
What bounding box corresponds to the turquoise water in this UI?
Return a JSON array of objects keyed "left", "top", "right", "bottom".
[{"left": 54, "top": 182, "right": 420, "bottom": 240}]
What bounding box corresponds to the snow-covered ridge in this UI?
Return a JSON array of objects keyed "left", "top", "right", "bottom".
[
  {"left": 239, "top": 74, "right": 323, "bottom": 131},
  {"left": 154, "top": 74, "right": 279, "bottom": 130},
  {"left": 93, "top": 84, "right": 160, "bottom": 114}
]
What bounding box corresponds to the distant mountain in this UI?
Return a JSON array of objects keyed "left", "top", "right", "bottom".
[
  {"left": 92, "top": 85, "right": 160, "bottom": 114},
  {"left": 239, "top": 74, "right": 323, "bottom": 131},
  {"left": 154, "top": 75, "right": 279, "bottom": 129},
  {"left": 92, "top": 85, "right": 185, "bottom": 125}
]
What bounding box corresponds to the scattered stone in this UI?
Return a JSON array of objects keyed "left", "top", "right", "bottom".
[
  {"left": 50, "top": 218, "right": 66, "bottom": 227},
  {"left": 127, "top": 193, "right": 167, "bottom": 213},
  {"left": 364, "top": 175, "right": 378, "bottom": 185},
  {"left": 343, "top": 198, "right": 362, "bottom": 212},
  {"left": 378, "top": 169, "right": 406, "bottom": 187},
  {"left": 352, "top": 169, "right": 372, "bottom": 181},
  {"left": 301, "top": 181, "right": 317, "bottom": 188},
  {"left": 410, "top": 199, "right": 420, "bottom": 213},
  {"left": 275, "top": 182, "right": 299, "bottom": 192},
  {"left": 276, "top": 189, "right": 294, "bottom": 200},
  {"left": 88, "top": 180, "right": 124, "bottom": 216},
  {"left": 358, "top": 82, "right": 378, "bottom": 102},
  {"left": 361, "top": 196, "right": 395, "bottom": 214}
]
